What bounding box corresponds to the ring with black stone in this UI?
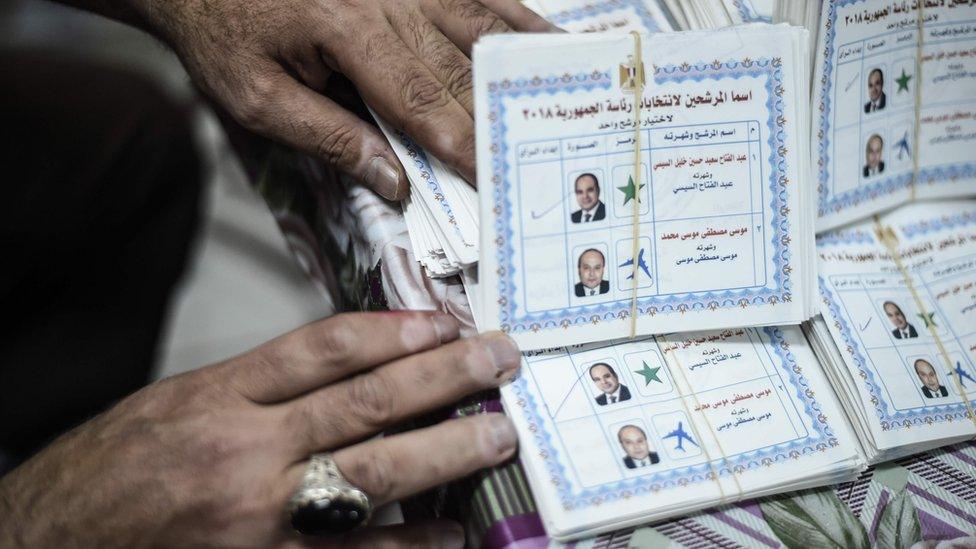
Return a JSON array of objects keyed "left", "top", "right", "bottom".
[{"left": 287, "top": 453, "right": 372, "bottom": 536}]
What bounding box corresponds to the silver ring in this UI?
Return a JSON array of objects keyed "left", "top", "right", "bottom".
[{"left": 287, "top": 453, "right": 372, "bottom": 536}]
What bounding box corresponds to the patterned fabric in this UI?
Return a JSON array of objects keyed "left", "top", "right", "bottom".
[{"left": 238, "top": 133, "right": 976, "bottom": 548}]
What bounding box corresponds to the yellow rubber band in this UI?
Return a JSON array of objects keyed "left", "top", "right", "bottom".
[
  {"left": 656, "top": 335, "right": 742, "bottom": 503},
  {"left": 629, "top": 31, "right": 644, "bottom": 339}
]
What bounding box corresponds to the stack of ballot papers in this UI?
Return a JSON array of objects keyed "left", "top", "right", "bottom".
[
  {"left": 473, "top": 25, "right": 820, "bottom": 348},
  {"left": 661, "top": 0, "right": 772, "bottom": 30},
  {"left": 809, "top": 0, "right": 976, "bottom": 231},
  {"left": 806, "top": 199, "right": 976, "bottom": 464},
  {"left": 367, "top": 0, "right": 976, "bottom": 542},
  {"left": 464, "top": 22, "right": 862, "bottom": 540}
]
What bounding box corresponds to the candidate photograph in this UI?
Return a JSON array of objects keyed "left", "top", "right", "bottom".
[
  {"left": 864, "top": 68, "right": 886, "bottom": 113},
  {"left": 618, "top": 425, "right": 660, "bottom": 469},
  {"left": 575, "top": 248, "right": 610, "bottom": 297},
  {"left": 914, "top": 358, "right": 948, "bottom": 398},
  {"left": 883, "top": 300, "right": 918, "bottom": 339},
  {"left": 589, "top": 362, "right": 631, "bottom": 405},
  {"left": 863, "top": 134, "right": 885, "bottom": 178},
  {"left": 570, "top": 172, "right": 606, "bottom": 223}
]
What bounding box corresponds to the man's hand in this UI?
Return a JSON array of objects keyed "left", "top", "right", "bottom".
[
  {"left": 117, "top": 0, "right": 555, "bottom": 200},
  {"left": 0, "top": 312, "right": 521, "bottom": 547}
]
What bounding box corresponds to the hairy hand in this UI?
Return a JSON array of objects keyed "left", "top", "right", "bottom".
[
  {"left": 137, "top": 0, "right": 555, "bottom": 200},
  {"left": 0, "top": 312, "right": 521, "bottom": 547}
]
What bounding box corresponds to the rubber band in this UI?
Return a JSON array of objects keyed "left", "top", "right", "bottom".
[
  {"left": 909, "top": 0, "right": 924, "bottom": 201},
  {"left": 655, "top": 335, "right": 743, "bottom": 503},
  {"left": 628, "top": 31, "right": 644, "bottom": 339}
]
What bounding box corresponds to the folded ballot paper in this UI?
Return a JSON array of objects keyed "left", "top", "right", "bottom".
[{"left": 808, "top": 199, "right": 976, "bottom": 464}]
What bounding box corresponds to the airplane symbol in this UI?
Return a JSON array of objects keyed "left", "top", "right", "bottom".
[
  {"left": 895, "top": 131, "right": 911, "bottom": 160},
  {"left": 618, "top": 248, "right": 652, "bottom": 280},
  {"left": 953, "top": 361, "right": 976, "bottom": 388},
  {"left": 662, "top": 421, "right": 699, "bottom": 452}
]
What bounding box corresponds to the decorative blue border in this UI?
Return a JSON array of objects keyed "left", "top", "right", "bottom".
[
  {"left": 900, "top": 209, "right": 976, "bottom": 238},
  {"left": 815, "top": 0, "right": 976, "bottom": 218},
  {"left": 511, "top": 327, "right": 837, "bottom": 510},
  {"left": 488, "top": 58, "right": 794, "bottom": 334},
  {"left": 546, "top": 0, "right": 664, "bottom": 33},
  {"left": 816, "top": 228, "right": 875, "bottom": 247},
  {"left": 818, "top": 277, "right": 973, "bottom": 430},
  {"left": 733, "top": 0, "right": 773, "bottom": 23},
  {"left": 395, "top": 131, "right": 467, "bottom": 242}
]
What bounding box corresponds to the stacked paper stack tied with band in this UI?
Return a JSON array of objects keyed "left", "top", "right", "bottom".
[
  {"left": 371, "top": 0, "right": 976, "bottom": 542},
  {"left": 808, "top": 201, "right": 976, "bottom": 465}
]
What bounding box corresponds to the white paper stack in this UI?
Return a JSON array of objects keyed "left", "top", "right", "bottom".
[
  {"left": 663, "top": 0, "right": 773, "bottom": 30},
  {"left": 472, "top": 25, "right": 819, "bottom": 349},
  {"left": 806, "top": 200, "right": 976, "bottom": 463},
  {"left": 373, "top": 116, "right": 479, "bottom": 277}
]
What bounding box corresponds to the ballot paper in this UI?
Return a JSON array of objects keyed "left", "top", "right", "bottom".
[
  {"left": 812, "top": 199, "right": 976, "bottom": 463},
  {"left": 812, "top": 0, "right": 976, "bottom": 232},
  {"left": 497, "top": 323, "right": 863, "bottom": 540},
  {"left": 473, "top": 25, "right": 818, "bottom": 349}
]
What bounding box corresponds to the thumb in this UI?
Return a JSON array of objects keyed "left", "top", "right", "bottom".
[{"left": 238, "top": 70, "right": 409, "bottom": 201}]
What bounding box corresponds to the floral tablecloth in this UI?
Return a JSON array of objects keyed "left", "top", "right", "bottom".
[{"left": 234, "top": 135, "right": 976, "bottom": 548}]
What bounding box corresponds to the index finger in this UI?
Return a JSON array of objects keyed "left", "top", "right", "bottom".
[{"left": 221, "top": 311, "right": 459, "bottom": 403}]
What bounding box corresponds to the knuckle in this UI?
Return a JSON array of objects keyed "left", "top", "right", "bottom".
[
  {"left": 314, "top": 124, "right": 362, "bottom": 169},
  {"left": 235, "top": 77, "right": 277, "bottom": 131},
  {"left": 348, "top": 447, "right": 396, "bottom": 501},
  {"left": 456, "top": 338, "right": 488, "bottom": 381},
  {"left": 464, "top": 12, "right": 509, "bottom": 37},
  {"left": 444, "top": 62, "right": 473, "bottom": 101},
  {"left": 194, "top": 431, "right": 243, "bottom": 467},
  {"left": 309, "top": 320, "right": 356, "bottom": 364},
  {"left": 348, "top": 372, "right": 398, "bottom": 427},
  {"left": 435, "top": 126, "right": 474, "bottom": 168},
  {"left": 289, "top": 397, "right": 349, "bottom": 448},
  {"left": 399, "top": 69, "right": 449, "bottom": 115}
]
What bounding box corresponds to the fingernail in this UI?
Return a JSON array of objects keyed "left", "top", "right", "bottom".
[
  {"left": 364, "top": 156, "right": 402, "bottom": 201},
  {"left": 488, "top": 414, "right": 518, "bottom": 456},
  {"left": 484, "top": 332, "right": 520, "bottom": 378},
  {"left": 430, "top": 313, "right": 459, "bottom": 345},
  {"left": 440, "top": 523, "right": 465, "bottom": 549}
]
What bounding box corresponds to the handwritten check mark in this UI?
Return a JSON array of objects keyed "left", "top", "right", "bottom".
[
  {"left": 859, "top": 317, "right": 872, "bottom": 331},
  {"left": 844, "top": 72, "right": 860, "bottom": 93}
]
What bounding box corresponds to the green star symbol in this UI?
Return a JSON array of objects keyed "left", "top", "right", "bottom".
[
  {"left": 917, "top": 311, "right": 937, "bottom": 328},
  {"left": 634, "top": 361, "right": 663, "bottom": 386},
  {"left": 896, "top": 68, "right": 912, "bottom": 93},
  {"left": 617, "top": 175, "right": 645, "bottom": 206}
]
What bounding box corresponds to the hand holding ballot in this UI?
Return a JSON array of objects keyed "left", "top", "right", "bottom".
[{"left": 367, "top": 0, "right": 976, "bottom": 543}]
